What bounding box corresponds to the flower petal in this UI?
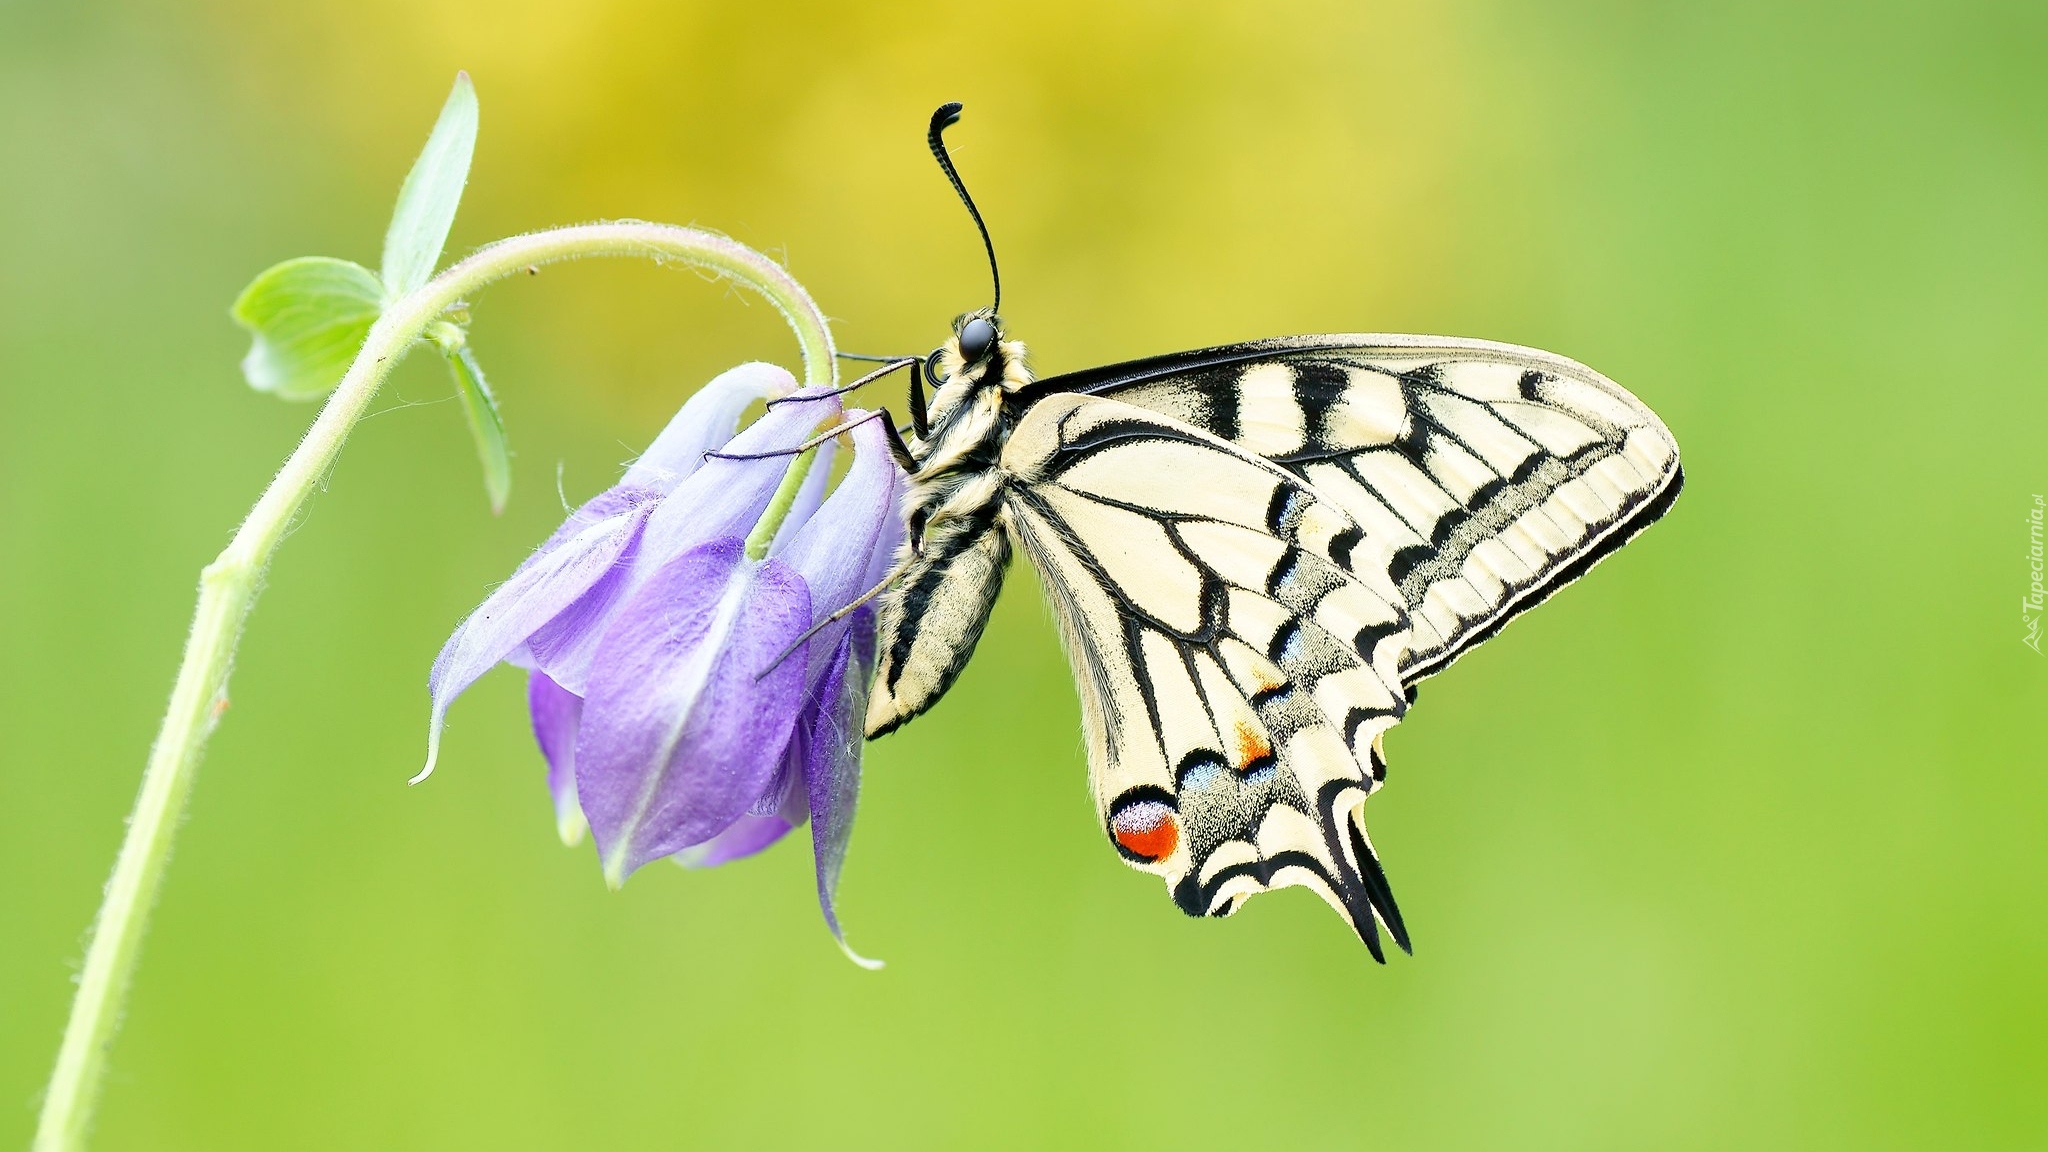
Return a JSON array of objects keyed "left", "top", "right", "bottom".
[
  {"left": 672, "top": 743, "right": 811, "bottom": 868},
  {"left": 621, "top": 362, "right": 797, "bottom": 492},
  {"left": 521, "top": 485, "right": 660, "bottom": 575},
  {"left": 575, "top": 538, "right": 813, "bottom": 886},
  {"left": 419, "top": 490, "right": 658, "bottom": 783},
  {"left": 527, "top": 671, "right": 589, "bottom": 846},
  {"left": 633, "top": 387, "right": 844, "bottom": 569},
  {"left": 671, "top": 815, "right": 793, "bottom": 869},
  {"left": 533, "top": 388, "right": 845, "bottom": 695},
  {"left": 804, "top": 611, "right": 882, "bottom": 968},
  {"left": 775, "top": 410, "right": 908, "bottom": 677}
]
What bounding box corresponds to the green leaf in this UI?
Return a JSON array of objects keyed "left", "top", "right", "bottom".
[
  {"left": 432, "top": 323, "right": 512, "bottom": 514},
  {"left": 230, "top": 256, "right": 385, "bottom": 400},
  {"left": 381, "top": 72, "right": 479, "bottom": 301}
]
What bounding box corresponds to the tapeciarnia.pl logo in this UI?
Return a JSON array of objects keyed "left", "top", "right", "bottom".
[{"left": 2026, "top": 494, "right": 2044, "bottom": 653}]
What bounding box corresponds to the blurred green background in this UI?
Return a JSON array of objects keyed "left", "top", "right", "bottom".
[{"left": 4, "top": 1, "right": 2044, "bottom": 1148}]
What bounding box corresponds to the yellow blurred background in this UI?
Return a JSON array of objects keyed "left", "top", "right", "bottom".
[{"left": 3, "top": 1, "right": 2044, "bottom": 1148}]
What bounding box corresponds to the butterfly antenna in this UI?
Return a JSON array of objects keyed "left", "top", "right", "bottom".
[{"left": 928, "top": 101, "right": 1000, "bottom": 317}]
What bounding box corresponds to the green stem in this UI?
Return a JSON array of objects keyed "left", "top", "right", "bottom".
[
  {"left": 745, "top": 443, "right": 823, "bottom": 560},
  {"left": 33, "top": 222, "right": 836, "bottom": 1152}
]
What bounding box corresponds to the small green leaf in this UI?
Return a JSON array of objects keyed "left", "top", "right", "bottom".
[
  {"left": 382, "top": 72, "right": 479, "bottom": 301},
  {"left": 230, "top": 256, "right": 385, "bottom": 400},
  {"left": 432, "top": 323, "right": 512, "bottom": 514}
]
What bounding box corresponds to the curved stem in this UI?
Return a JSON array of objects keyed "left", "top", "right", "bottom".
[{"left": 33, "top": 223, "right": 835, "bottom": 1152}]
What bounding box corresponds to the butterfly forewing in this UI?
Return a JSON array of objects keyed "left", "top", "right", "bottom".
[{"left": 1022, "top": 335, "right": 1684, "bottom": 685}]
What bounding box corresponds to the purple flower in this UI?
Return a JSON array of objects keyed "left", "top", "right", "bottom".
[{"left": 422, "top": 363, "right": 904, "bottom": 962}]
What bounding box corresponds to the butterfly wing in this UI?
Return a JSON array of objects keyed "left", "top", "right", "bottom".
[
  {"left": 1019, "top": 335, "right": 1684, "bottom": 686},
  {"left": 1002, "top": 393, "right": 1417, "bottom": 956},
  {"left": 1004, "top": 337, "right": 1680, "bottom": 951}
]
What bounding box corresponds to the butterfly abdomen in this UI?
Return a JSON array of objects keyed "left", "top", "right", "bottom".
[{"left": 865, "top": 520, "right": 1011, "bottom": 739}]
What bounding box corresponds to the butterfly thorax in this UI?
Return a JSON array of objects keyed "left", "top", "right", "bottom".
[{"left": 902, "top": 326, "right": 1033, "bottom": 549}]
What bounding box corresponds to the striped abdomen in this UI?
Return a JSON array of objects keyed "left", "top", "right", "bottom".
[{"left": 864, "top": 385, "right": 1016, "bottom": 738}]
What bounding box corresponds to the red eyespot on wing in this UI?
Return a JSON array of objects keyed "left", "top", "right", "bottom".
[{"left": 1111, "top": 801, "right": 1179, "bottom": 862}]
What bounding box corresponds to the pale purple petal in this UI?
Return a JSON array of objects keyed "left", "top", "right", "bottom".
[
  {"left": 672, "top": 747, "right": 810, "bottom": 868},
  {"left": 533, "top": 389, "right": 845, "bottom": 695},
  {"left": 621, "top": 362, "right": 797, "bottom": 492},
  {"left": 575, "top": 538, "right": 813, "bottom": 885},
  {"left": 775, "top": 411, "right": 908, "bottom": 677},
  {"left": 777, "top": 410, "right": 905, "bottom": 605},
  {"left": 520, "top": 540, "right": 647, "bottom": 697},
  {"left": 418, "top": 492, "right": 659, "bottom": 783},
  {"left": 501, "top": 486, "right": 663, "bottom": 672},
  {"left": 519, "top": 485, "right": 659, "bottom": 577},
  {"left": 671, "top": 815, "right": 794, "bottom": 869},
  {"left": 633, "top": 387, "right": 844, "bottom": 567},
  {"left": 527, "top": 671, "right": 588, "bottom": 846},
  {"left": 859, "top": 490, "right": 905, "bottom": 592},
  {"left": 804, "top": 611, "right": 881, "bottom": 967},
  {"left": 747, "top": 754, "right": 799, "bottom": 817}
]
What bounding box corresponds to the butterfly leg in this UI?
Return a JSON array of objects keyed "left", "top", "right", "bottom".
[
  {"left": 706, "top": 408, "right": 895, "bottom": 462},
  {"left": 765, "top": 356, "right": 921, "bottom": 407},
  {"left": 873, "top": 408, "right": 920, "bottom": 473},
  {"left": 752, "top": 574, "right": 899, "bottom": 681},
  {"left": 705, "top": 407, "right": 923, "bottom": 476}
]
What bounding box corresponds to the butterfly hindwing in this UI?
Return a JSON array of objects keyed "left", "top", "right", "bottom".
[{"left": 1002, "top": 393, "right": 1414, "bottom": 954}]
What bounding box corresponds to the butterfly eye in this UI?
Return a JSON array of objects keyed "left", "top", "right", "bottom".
[{"left": 958, "top": 317, "right": 996, "bottom": 363}]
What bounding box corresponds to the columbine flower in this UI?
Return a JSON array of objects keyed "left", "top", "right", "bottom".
[{"left": 422, "top": 362, "right": 904, "bottom": 961}]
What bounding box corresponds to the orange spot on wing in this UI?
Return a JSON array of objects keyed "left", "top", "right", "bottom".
[{"left": 1233, "top": 720, "right": 1272, "bottom": 771}]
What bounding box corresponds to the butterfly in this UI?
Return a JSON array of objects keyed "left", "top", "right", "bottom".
[{"left": 851, "top": 104, "right": 1682, "bottom": 960}]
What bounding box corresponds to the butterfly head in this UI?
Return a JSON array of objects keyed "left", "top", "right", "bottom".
[
  {"left": 917, "top": 309, "right": 1031, "bottom": 431},
  {"left": 956, "top": 313, "right": 997, "bottom": 364}
]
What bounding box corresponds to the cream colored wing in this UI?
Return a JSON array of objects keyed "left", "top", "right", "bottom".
[
  {"left": 1021, "top": 335, "right": 1683, "bottom": 687},
  {"left": 1002, "top": 393, "right": 1414, "bottom": 956}
]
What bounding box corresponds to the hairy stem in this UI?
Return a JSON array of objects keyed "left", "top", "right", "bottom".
[{"left": 34, "top": 222, "right": 835, "bottom": 1152}]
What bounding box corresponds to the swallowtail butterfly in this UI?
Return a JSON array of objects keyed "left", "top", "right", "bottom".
[{"left": 844, "top": 104, "right": 1682, "bottom": 958}]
